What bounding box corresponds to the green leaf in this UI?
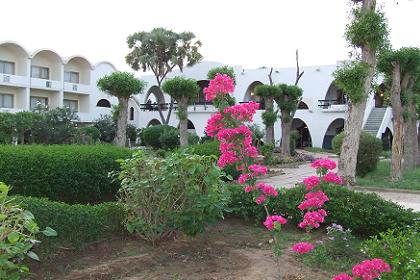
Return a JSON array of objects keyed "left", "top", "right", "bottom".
[
  {"left": 7, "top": 232, "right": 21, "bottom": 244},
  {"left": 26, "top": 251, "right": 40, "bottom": 261},
  {"left": 42, "top": 227, "right": 58, "bottom": 237},
  {"left": 22, "top": 210, "right": 35, "bottom": 220}
]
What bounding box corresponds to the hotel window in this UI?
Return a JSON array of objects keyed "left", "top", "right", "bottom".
[
  {"left": 0, "top": 60, "right": 15, "bottom": 75},
  {"left": 0, "top": 93, "right": 13, "bottom": 108},
  {"left": 63, "top": 99, "right": 78, "bottom": 112},
  {"left": 31, "top": 66, "right": 49, "bottom": 79},
  {"left": 64, "top": 71, "right": 80, "bottom": 83},
  {"left": 30, "top": 96, "right": 48, "bottom": 110},
  {"left": 129, "top": 107, "right": 134, "bottom": 120}
]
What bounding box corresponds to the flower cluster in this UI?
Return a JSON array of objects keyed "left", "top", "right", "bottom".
[
  {"left": 291, "top": 242, "right": 315, "bottom": 254},
  {"left": 323, "top": 172, "right": 343, "bottom": 185},
  {"left": 263, "top": 215, "right": 287, "bottom": 230},
  {"left": 298, "top": 209, "right": 328, "bottom": 229},
  {"left": 205, "top": 112, "right": 223, "bottom": 137},
  {"left": 223, "top": 101, "right": 259, "bottom": 122},
  {"left": 204, "top": 73, "right": 235, "bottom": 101},
  {"left": 311, "top": 158, "right": 337, "bottom": 170},
  {"left": 303, "top": 176, "right": 320, "bottom": 191},
  {"left": 332, "top": 259, "right": 391, "bottom": 280},
  {"left": 298, "top": 191, "right": 329, "bottom": 211}
]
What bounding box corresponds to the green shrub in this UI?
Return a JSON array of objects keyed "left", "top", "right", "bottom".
[
  {"left": 14, "top": 195, "right": 125, "bottom": 249},
  {"left": 363, "top": 224, "right": 420, "bottom": 280},
  {"left": 81, "top": 126, "right": 101, "bottom": 142},
  {"left": 159, "top": 129, "right": 180, "bottom": 150},
  {"left": 0, "top": 183, "right": 57, "bottom": 279},
  {"left": 126, "top": 124, "right": 138, "bottom": 143},
  {"left": 189, "top": 140, "right": 221, "bottom": 157},
  {"left": 118, "top": 151, "right": 229, "bottom": 243},
  {"left": 94, "top": 115, "right": 116, "bottom": 143},
  {"left": 332, "top": 131, "right": 382, "bottom": 177},
  {"left": 188, "top": 133, "right": 200, "bottom": 145},
  {"left": 142, "top": 124, "right": 178, "bottom": 149},
  {"left": 228, "top": 184, "right": 418, "bottom": 238},
  {"left": 0, "top": 145, "right": 132, "bottom": 204},
  {"left": 261, "top": 144, "right": 275, "bottom": 165}
]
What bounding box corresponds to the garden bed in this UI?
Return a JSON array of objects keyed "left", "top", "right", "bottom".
[{"left": 29, "top": 218, "right": 331, "bottom": 280}]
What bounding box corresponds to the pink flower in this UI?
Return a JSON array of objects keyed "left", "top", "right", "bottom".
[
  {"left": 255, "top": 195, "right": 266, "bottom": 204},
  {"left": 331, "top": 274, "right": 353, "bottom": 280},
  {"left": 205, "top": 112, "right": 224, "bottom": 137},
  {"left": 244, "top": 185, "right": 253, "bottom": 193},
  {"left": 248, "top": 164, "right": 268, "bottom": 176},
  {"left": 298, "top": 191, "right": 329, "bottom": 210},
  {"left": 238, "top": 173, "right": 253, "bottom": 184},
  {"left": 263, "top": 215, "right": 287, "bottom": 230},
  {"left": 291, "top": 242, "right": 315, "bottom": 254},
  {"left": 352, "top": 259, "right": 391, "bottom": 280},
  {"left": 311, "top": 158, "right": 337, "bottom": 170},
  {"left": 204, "top": 73, "right": 235, "bottom": 101},
  {"left": 303, "top": 176, "right": 320, "bottom": 191},
  {"left": 298, "top": 209, "right": 328, "bottom": 229},
  {"left": 323, "top": 172, "right": 343, "bottom": 185},
  {"left": 223, "top": 102, "right": 260, "bottom": 122},
  {"left": 256, "top": 182, "right": 278, "bottom": 197}
]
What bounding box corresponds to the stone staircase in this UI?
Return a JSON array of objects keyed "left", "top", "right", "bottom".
[{"left": 363, "top": 108, "right": 387, "bottom": 136}]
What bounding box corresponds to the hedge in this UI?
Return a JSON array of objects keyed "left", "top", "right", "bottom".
[
  {"left": 13, "top": 195, "right": 126, "bottom": 248},
  {"left": 228, "top": 184, "right": 418, "bottom": 238},
  {"left": 0, "top": 145, "right": 132, "bottom": 203}
]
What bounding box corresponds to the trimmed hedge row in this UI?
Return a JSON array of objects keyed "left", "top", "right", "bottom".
[
  {"left": 229, "top": 184, "right": 418, "bottom": 238},
  {"left": 0, "top": 145, "right": 132, "bottom": 203},
  {"left": 14, "top": 195, "right": 126, "bottom": 248}
]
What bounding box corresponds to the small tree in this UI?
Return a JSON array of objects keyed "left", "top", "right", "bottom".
[
  {"left": 162, "top": 76, "right": 199, "bottom": 146},
  {"left": 275, "top": 84, "right": 303, "bottom": 156},
  {"left": 255, "top": 84, "right": 281, "bottom": 144},
  {"left": 207, "top": 66, "right": 237, "bottom": 84},
  {"left": 126, "top": 28, "right": 202, "bottom": 124},
  {"left": 97, "top": 72, "right": 146, "bottom": 147}
]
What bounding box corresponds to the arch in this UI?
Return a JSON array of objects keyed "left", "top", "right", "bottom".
[
  {"left": 129, "top": 107, "right": 135, "bottom": 120},
  {"left": 381, "top": 127, "right": 393, "bottom": 150},
  {"left": 65, "top": 56, "right": 92, "bottom": 84},
  {"left": 31, "top": 49, "right": 63, "bottom": 64},
  {"left": 323, "top": 82, "right": 346, "bottom": 106},
  {"left": 322, "top": 118, "right": 345, "bottom": 149},
  {"left": 31, "top": 49, "right": 63, "bottom": 81},
  {"left": 147, "top": 119, "right": 161, "bottom": 127},
  {"left": 0, "top": 42, "right": 30, "bottom": 76},
  {"left": 93, "top": 61, "right": 117, "bottom": 71},
  {"left": 65, "top": 55, "right": 93, "bottom": 69},
  {"left": 243, "top": 81, "right": 263, "bottom": 102},
  {"left": 297, "top": 101, "right": 309, "bottom": 110},
  {"left": 144, "top": 85, "right": 166, "bottom": 111},
  {"left": 96, "top": 99, "right": 111, "bottom": 108},
  {"left": 196, "top": 80, "right": 210, "bottom": 104},
  {"left": 374, "top": 83, "right": 386, "bottom": 108},
  {"left": 291, "top": 118, "right": 312, "bottom": 148}
]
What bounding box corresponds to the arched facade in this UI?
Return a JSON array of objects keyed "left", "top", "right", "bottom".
[
  {"left": 297, "top": 101, "right": 309, "bottom": 110},
  {"left": 147, "top": 118, "right": 161, "bottom": 127},
  {"left": 322, "top": 82, "right": 347, "bottom": 108},
  {"left": 381, "top": 127, "right": 393, "bottom": 150},
  {"left": 196, "top": 80, "right": 210, "bottom": 104},
  {"left": 144, "top": 86, "right": 166, "bottom": 111},
  {"left": 291, "top": 118, "right": 312, "bottom": 148},
  {"left": 322, "top": 118, "right": 344, "bottom": 149},
  {"left": 0, "top": 42, "right": 29, "bottom": 76},
  {"left": 31, "top": 49, "right": 63, "bottom": 80},
  {"left": 65, "top": 56, "right": 92, "bottom": 84},
  {"left": 96, "top": 99, "right": 111, "bottom": 108},
  {"left": 243, "top": 81, "right": 264, "bottom": 109}
]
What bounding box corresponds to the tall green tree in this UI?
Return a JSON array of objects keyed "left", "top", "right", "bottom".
[
  {"left": 255, "top": 84, "right": 281, "bottom": 144},
  {"left": 97, "top": 72, "right": 146, "bottom": 147},
  {"left": 334, "top": 0, "right": 389, "bottom": 184},
  {"left": 162, "top": 76, "right": 199, "bottom": 147},
  {"left": 275, "top": 84, "right": 303, "bottom": 156},
  {"left": 126, "top": 28, "right": 203, "bottom": 124}
]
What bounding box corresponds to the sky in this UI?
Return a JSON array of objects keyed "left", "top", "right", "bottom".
[{"left": 2, "top": 0, "right": 419, "bottom": 76}]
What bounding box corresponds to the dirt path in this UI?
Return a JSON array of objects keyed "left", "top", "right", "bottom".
[{"left": 29, "top": 219, "right": 331, "bottom": 280}]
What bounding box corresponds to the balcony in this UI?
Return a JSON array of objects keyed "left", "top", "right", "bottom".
[
  {"left": 0, "top": 107, "right": 23, "bottom": 113},
  {"left": 0, "top": 73, "right": 29, "bottom": 87},
  {"left": 30, "top": 78, "right": 61, "bottom": 91},
  {"left": 318, "top": 99, "right": 347, "bottom": 112},
  {"left": 64, "top": 82, "right": 91, "bottom": 94}
]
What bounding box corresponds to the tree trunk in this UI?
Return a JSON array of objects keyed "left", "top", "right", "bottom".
[
  {"left": 115, "top": 97, "right": 129, "bottom": 147},
  {"left": 264, "top": 97, "right": 274, "bottom": 145},
  {"left": 390, "top": 62, "right": 404, "bottom": 181},
  {"left": 338, "top": 0, "right": 377, "bottom": 185},
  {"left": 281, "top": 114, "right": 291, "bottom": 157},
  {"left": 403, "top": 79, "right": 417, "bottom": 169},
  {"left": 178, "top": 97, "right": 189, "bottom": 147}
]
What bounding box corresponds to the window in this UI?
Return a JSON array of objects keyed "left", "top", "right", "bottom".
[
  {"left": 129, "top": 107, "right": 134, "bottom": 120},
  {"left": 63, "top": 99, "right": 78, "bottom": 112},
  {"left": 0, "top": 93, "right": 13, "bottom": 108},
  {"left": 96, "top": 99, "right": 111, "bottom": 108},
  {"left": 64, "top": 71, "right": 79, "bottom": 83},
  {"left": 30, "top": 96, "right": 48, "bottom": 110},
  {"left": 31, "top": 66, "right": 49, "bottom": 79},
  {"left": 0, "top": 61, "right": 15, "bottom": 75}
]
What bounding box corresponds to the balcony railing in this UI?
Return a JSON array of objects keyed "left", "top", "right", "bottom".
[
  {"left": 64, "top": 82, "right": 90, "bottom": 94},
  {"left": 30, "top": 78, "right": 61, "bottom": 91},
  {"left": 318, "top": 99, "right": 347, "bottom": 112},
  {"left": 0, "top": 73, "right": 29, "bottom": 87}
]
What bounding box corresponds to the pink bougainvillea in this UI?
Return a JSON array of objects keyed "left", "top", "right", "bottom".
[
  {"left": 303, "top": 175, "right": 320, "bottom": 191},
  {"left": 323, "top": 172, "right": 344, "bottom": 185},
  {"left": 291, "top": 242, "right": 315, "bottom": 254},
  {"left": 263, "top": 215, "right": 287, "bottom": 230},
  {"left": 311, "top": 158, "right": 337, "bottom": 170},
  {"left": 298, "top": 191, "right": 329, "bottom": 211},
  {"left": 332, "top": 259, "right": 391, "bottom": 280},
  {"left": 204, "top": 73, "right": 235, "bottom": 101},
  {"left": 332, "top": 274, "right": 353, "bottom": 280},
  {"left": 223, "top": 101, "right": 259, "bottom": 122}
]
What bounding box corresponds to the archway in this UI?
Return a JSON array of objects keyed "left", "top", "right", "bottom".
[
  {"left": 291, "top": 118, "right": 312, "bottom": 148},
  {"left": 144, "top": 86, "right": 166, "bottom": 111},
  {"left": 297, "top": 101, "right": 309, "bottom": 110},
  {"left": 147, "top": 119, "right": 161, "bottom": 127},
  {"left": 322, "top": 118, "right": 345, "bottom": 149},
  {"left": 96, "top": 99, "right": 111, "bottom": 108},
  {"left": 321, "top": 82, "right": 347, "bottom": 108},
  {"left": 374, "top": 83, "right": 386, "bottom": 108},
  {"left": 381, "top": 127, "right": 393, "bottom": 150},
  {"left": 196, "top": 80, "right": 210, "bottom": 104},
  {"left": 187, "top": 119, "right": 196, "bottom": 134},
  {"left": 243, "top": 81, "right": 265, "bottom": 109}
]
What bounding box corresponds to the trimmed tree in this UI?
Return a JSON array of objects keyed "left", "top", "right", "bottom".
[
  {"left": 162, "top": 76, "right": 199, "bottom": 147},
  {"left": 126, "top": 28, "right": 203, "bottom": 124},
  {"left": 275, "top": 84, "right": 303, "bottom": 156},
  {"left": 97, "top": 72, "right": 146, "bottom": 147},
  {"left": 334, "top": 0, "right": 389, "bottom": 184},
  {"left": 255, "top": 84, "right": 281, "bottom": 144},
  {"left": 207, "top": 66, "right": 237, "bottom": 84}
]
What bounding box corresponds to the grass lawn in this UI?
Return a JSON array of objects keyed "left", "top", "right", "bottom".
[
  {"left": 357, "top": 160, "right": 420, "bottom": 191},
  {"left": 303, "top": 147, "right": 334, "bottom": 154}
]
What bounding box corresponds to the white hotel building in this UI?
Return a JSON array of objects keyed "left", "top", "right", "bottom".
[{"left": 0, "top": 42, "right": 395, "bottom": 149}]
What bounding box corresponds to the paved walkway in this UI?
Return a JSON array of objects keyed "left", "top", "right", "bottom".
[{"left": 263, "top": 151, "right": 420, "bottom": 212}]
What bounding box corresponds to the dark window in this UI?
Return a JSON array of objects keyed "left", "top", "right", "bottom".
[
  {"left": 96, "top": 99, "right": 111, "bottom": 108},
  {"left": 129, "top": 107, "right": 134, "bottom": 120}
]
